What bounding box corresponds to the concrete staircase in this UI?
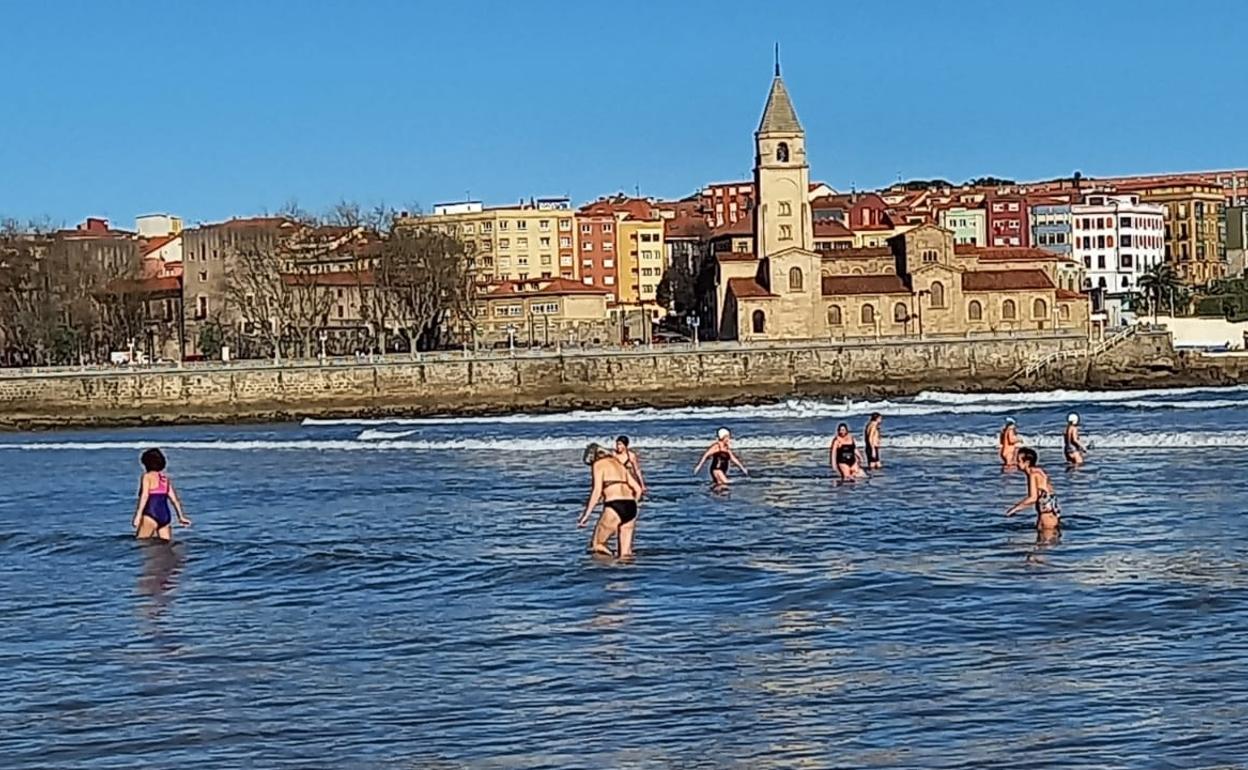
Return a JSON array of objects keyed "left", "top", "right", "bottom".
[{"left": 1009, "top": 326, "right": 1139, "bottom": 383}]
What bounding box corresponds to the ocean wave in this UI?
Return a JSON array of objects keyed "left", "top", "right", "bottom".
[
  {"left": 5, "top": 430, "right": 1248, "bottom": 453},
  {"left": 915, "top": 385, "right": 1248, "bottom": 405},
  {"left": 305, "top": 390, "right": 1248, "bottom": 430}
]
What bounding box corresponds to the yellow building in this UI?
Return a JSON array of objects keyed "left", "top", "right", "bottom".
[
  {"left": 1122, "top": 180, "right": 1226, "bottom": 285},
  {"left": 400, "top": 199, "right": 578, "bottom": 283},
  {"left": 617, "top": 216, "right": 666, "bottom": 309},
  {"left": 474, "top": 277, "right": 613, "bottom": 347}
]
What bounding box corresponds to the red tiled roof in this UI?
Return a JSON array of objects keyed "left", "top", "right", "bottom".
[
  {"left": 956, "top": 245, "right": 1061, "bottom": 261},
  {"left": 1056, "top": 289, "right": 1087, "bottom": 300},
  {"left": 710, "top": 217, "right": 754, "bottom": 238},
  {"left": 822, "top": 246, "right": 893, "bottom": 260},
  {"left": 813, "top": 220, "right": 853, "bottom": 237},
  {"left": 665, "top": 214, "right": 710, "bottom": 239},
  {"left": 107, "top": 276, "right": 181, "bottom": 294},
  {"left": 727, "top": 277, "right": 776, "bottom": 299},
  {"left": 486, "top": 277, "right": 611, "bottom": 299},
  {"left": 716, "top": 251, "right": 757, "bottom": 262},
  {"left": 281, "top": 270, "right": 376, "bottom": 287},
  {"left": 140, "top": 234, "right": 178, "bottom": 257},
  {"left": 961, "top": 269, "right": 1055, "bottom": 292},
  {"left": 821, "top": 274, "right": 910, "bottom": 296}
]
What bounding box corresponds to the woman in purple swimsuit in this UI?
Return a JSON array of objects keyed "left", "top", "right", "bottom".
[{"left": 132, "top": 448, "right": 191, "bottom": 541}]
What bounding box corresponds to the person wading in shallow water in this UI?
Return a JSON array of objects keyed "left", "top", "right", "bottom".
[
  {"left": 999, "top": 417, "right": 1022, "bottom": 471},
  {"left": 1005, "top": 447, "right": 1061, "bottom": 539},
  {"left": 132, "top": 448, "right": 191, "bottom": 541},
  {"left": 693, "top": 428, "right": 748, "bottom": 487},
  {"left": 864, "top": 412, "right": 884, "bottom": 470},
  {"left": 1064, "top": 413, "right": 1088, "bottom": 467},
  {"left": 578, "top": 444, "right": 643, "bottom": 558},
  {"left": 829, "top": 422, "right": 866, "bottom": 481},
  {"left": 614, "top": 435, "right": 646, "bottom": 497}
]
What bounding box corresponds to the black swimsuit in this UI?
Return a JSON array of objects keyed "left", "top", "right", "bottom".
[
  {"left": 710, "top": 451, "right": 730, "bottom": 474},
  {"left": 835, "top": 442, "right": 857, "bottom": 467}
]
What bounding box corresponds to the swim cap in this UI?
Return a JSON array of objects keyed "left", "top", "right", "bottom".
[
  {"left": 1005, "top": 417, "right": 1016, "bottom": 426},
  {"left": 1067, "top": 413, "right": 1079, "bottom": 425},
  {"left": 716, "top": 427, "right": 730, "bottom": 440}
]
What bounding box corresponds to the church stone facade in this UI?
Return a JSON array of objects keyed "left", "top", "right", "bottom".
[{"left": 714, "top": 66, "right": 1090, "bottom": 342}]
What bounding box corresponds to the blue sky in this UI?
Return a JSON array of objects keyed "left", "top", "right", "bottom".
[{"left": 2, "top": 0, "right": 1244, "bottom": 227}]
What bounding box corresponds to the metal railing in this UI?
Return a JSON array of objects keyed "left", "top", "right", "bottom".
[
  {"left": 1010, "top": 325, "right": 1140, "bottom": 381},
  {"left": 0, "top": 329, "right": 1090, "bottom": 380}
]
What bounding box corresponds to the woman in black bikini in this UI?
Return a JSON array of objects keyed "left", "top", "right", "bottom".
[
  {"left": 614, "top": 435, "right": 646, "bottom": 496},
  {"left": 693, "top": 427, "right": 748, "bottom": 487},
  {"left": 829, "top": 422, "right": 866, "bottom": 481},
  {"left": 579, "top": 443, "right": 643, "bottom": 558}
]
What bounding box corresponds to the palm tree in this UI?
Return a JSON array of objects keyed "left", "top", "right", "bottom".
[{"left": 1138, "top": 263, "right": 1183, "bottom": 318}]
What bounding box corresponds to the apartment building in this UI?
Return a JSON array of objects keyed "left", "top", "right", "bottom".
[
  {"left": 1070, "top": 194, "right": 1165, "bottom": 296},
  {"left": 937, "top": 206, "right": 986, "bottom": 246},
  {"left": 403, "top": 198, "right": 577, "bottom": 283},
  {"left": 1122, "top": 180, "right": 1226, "bottom": 285}
]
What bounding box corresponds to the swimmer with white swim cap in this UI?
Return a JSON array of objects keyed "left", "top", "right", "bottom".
[
  {"left": 693, "top": 427, "right": 748, "bottom": 487},
  {"left": 999, "top": 417, "right": 1022, "bottom": 471},
  {"left": 1063, "top": 413, "right": 1087, "bottom": 467}
]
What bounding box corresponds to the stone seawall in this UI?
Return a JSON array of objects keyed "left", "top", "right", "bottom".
[{"left": 0, "top": 332, "right": 1235, "bottom": 429}]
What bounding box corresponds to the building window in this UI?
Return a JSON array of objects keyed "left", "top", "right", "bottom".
[
  {"left": 604, "top": 259, "right": 614, "bottom": 268},
  {"left": 603, "top": 242, "right": 613, "bottom": 252},
  {"left": 861, "top": 304, "right": 876, "bottom": 326},
  {"left": 930, "top": 281, "right": 946, "bottom": 308},
  {"left": 827, "top": 306, "right": 842, "bottom": 326},
  {"left": 540, "top": 237, "right": 550, "bottom": 247},
  {"left": 779, "top": 201, "right": 792, "bottom": 216},
  {"left": 922, "top": 249, "right": 937, "bottom": 264},
  {"left": 752, "top": 309, "right": 766, "bottom": 333},
  {"left": 603, "top": 223, "right": 613, "bottom": 233},
  {"left": 559, "top": 237, "right": 571, "bottom": 248},
  {"left": 776, "top": 142, "right": 789, "bottom": 162},
  {"left": 539, "top": 220, "right": 550, "bottom": 232},
  {"left": 580, "top": 223, "right": 592, "bottom": 234},
  {"left": 893, "top": 302, "right": 908, "bottom": 323},
  {"left": 195, "top": 296, "right": 208, "bottom": 319},
  {"left": 1033, "top": 298, "right": 1048, "bottom": 320},
  {"left": 1002, "top": 299, "right": 1017, "bottom": 320},
  {"left": 1061, "top": 304, "right": 1071, "bottom": 320},
  {"left": 559, "top": 219, "right": 571, "bottom": 231},
  {"left": 779, "top": 225, "right": 792, "bottom": 241},
  {"left": 604, "top": 276, "right": 614, "bottom": 285},
  {"left": 198, "top": 270, "right": 208, "bottom": 282},
  {"left": 1121, "top": 254, "right": 1133, "bottom": 268},
  {"left": 968, "top": 300, "right": 983, "bottom": 321},
  {"left": 582, "top": 242, "right": 592, "bottom": 251},
  {"left": 788, "top": 267, "right": 803, "bottom": 292}
]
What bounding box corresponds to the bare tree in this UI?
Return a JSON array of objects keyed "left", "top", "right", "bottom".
[
  {"left": 224, "top": 242, "right": 295, "bottom": 360},
  {"left": 379, "top": 226, "right": 476, "bottom": 350}
]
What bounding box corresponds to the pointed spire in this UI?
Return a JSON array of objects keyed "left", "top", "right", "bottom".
[{"left": 757, "top": 60, "right": 802, "bottom": 135}]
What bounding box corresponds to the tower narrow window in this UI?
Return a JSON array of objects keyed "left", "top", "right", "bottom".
[{"left": 776, "top": 142, "right": 789, "bottom": 162}]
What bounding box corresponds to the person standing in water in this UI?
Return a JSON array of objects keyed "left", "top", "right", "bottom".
[
  {"left": 1005, "top": 447, "right": 1061, "bottom": 535},
  {"left": 132, "top": 448, "right": 191, "bottom": 541},
  {"left": 614, "top": 435, "right": 646, "bottom": 497},
  {"left": 1064, "top": 413, "right": 1088, "bottom": 467},
  {"left": 694, "top": 427, "right": 748, "bottom": 487},
  {"left": 864, "top": 412, "right": 884, "bottom": 470},
  {"left": 999, "top": 417, "right": 1022, "bottom": 470},
  {"left": 829, "top": 422, "right": 866, "bottom": 481},
  {"left": 578, "top": 443, "right": 643, "bottom": 558}
]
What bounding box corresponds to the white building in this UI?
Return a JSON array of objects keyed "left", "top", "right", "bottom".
[{"left": 1072, "top": 193, "right": 1165, "bottom": 295}]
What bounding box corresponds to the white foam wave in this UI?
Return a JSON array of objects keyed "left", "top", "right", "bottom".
[
  {"left": 5, "top": 430, "right": 1248, "bottom": 453},
  {"left": 916, "top": 385, "right": 1248, "bottom": 405},
  {"left": 305, "top": 389, "right": 1248, "bottom": 430}
]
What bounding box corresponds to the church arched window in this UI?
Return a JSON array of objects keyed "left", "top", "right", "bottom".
[{"left": 776, "top": 142, "right": 789, "bottom": 162}]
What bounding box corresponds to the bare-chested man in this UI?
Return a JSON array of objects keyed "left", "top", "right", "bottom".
[
  {"left": 864, "top": 412, "right": 883, "bottom": 470},
  {"left": 1005, "top": 447, "right": 1061, "bottom": 535}
]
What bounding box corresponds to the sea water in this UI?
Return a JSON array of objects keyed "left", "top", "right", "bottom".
[{"left": 1, "top": 387, "right": 1246, "bottom": 768}]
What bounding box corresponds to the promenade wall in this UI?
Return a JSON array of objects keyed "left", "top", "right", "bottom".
[{"left": 0, "top": 332, "right": 1231, "bottom": 429}]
